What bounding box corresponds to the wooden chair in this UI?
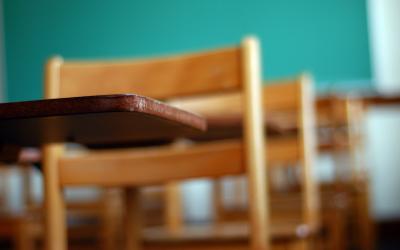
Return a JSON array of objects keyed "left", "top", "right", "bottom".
[
  {"left": 141, "top": 74, "right": 319, "bottom": 250},
  {"left": 0, "top": 155, "right": 121, "bottom": 250},
  {"left": 0, "top": 155, "right": 43, "bottom": 250},
  {"left": 316, "top": 96, "right": 374, "bottom": 250},
  {"left": 42, "top": 37, "right": 269, "bottom": 250}
]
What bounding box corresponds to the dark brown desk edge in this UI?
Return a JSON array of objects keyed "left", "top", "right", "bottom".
[{"left": 0, "top": 94, "right": 207, "bottom": 132}]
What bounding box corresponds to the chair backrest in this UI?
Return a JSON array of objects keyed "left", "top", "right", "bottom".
[
  {"left": 316, "top": 96, "right": 365, "bottom": 182},
  {"left": 296, "top": 74, "right": 319, "bottom": 230},
  {"left": 44, "top": 37, "right": 269, "bottom": 250},
  {"left": 199, "top": 74, "right": 319, "bottom": 231},
  {"left": 168, "top": 76, "right": 308, "bottom": 124},
  {"left": 264, "top": 74, "right": 319, "bottom": 231},
  {"left": 45, "top": 47, "right": 243, "bottom": 100}
]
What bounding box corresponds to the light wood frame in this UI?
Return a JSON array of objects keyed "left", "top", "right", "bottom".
[
  {"left": 42, "top": 37, "right": 269, "bottom": 250},
  {"left": 211, "top": 74, "right": 320, "bottom": 237},
  {"left": 317, "top": 96, "right": 374, "bottom": 250},
  {"left": 147, "top": 74, "right": 319, "bottom": 250}
]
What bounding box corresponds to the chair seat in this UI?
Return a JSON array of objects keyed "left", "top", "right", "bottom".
[
  {"left": 0, "top": 206, "right": 106, "bottom": 240},
  {"left": 143, "top": 221, "right": 312, "bottom": 244}
]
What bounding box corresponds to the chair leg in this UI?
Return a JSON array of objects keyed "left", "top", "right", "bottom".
[
  {"left": 101, "top": 188, "right": 122, "bottom": 250},
  {"left": 354, "top": 185, "right": 375, "bottom": 250},
  {"left": 43, "top": 144, "right": 67, "bottom": 250},
  {"left": 124, "top": 187, "right": 142, "bottom": 250},
  {"left": 330, "top": 208, "right": 347, "bottom": 250},
  {"left": 242, "top": 37, "right": 269, "bottom": 250},
  {"left": 164, "top": 182, "right": 183, "bottom": 233},
  {"left": 212, "top": 178, "right": 224, "bottom": 224},
  {"left": 14, "top": 220, "right": 34, "bottom": 250}
]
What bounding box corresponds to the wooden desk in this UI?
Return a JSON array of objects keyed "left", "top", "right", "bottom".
[{"left": 0, "top": 94, "right": 206, "bottom": 160}]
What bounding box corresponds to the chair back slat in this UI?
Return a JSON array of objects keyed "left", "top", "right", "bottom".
[
  {"left": 168, "top": 78, "right": 301, "bottom": 118},
  {"left": 263, "top": 79, "right": 300, "bottom": 111},
  {"left": 54, "top": 48, "right": 241, "bottom": 99}
]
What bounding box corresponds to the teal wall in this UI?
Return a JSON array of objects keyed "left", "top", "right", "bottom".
[{"left": 3, "top": 0, "right": 371, "bottom": 101}]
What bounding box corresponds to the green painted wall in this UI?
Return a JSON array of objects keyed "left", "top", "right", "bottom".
[{"left": 3, "top": 0, "right": 371, "bottom": 101}]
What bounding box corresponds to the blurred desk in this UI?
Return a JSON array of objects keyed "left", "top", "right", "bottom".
[{"left": 362, "top": 95, "right": 400, "bottom": 106}]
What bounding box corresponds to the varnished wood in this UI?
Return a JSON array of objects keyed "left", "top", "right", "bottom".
[
  {"left": 45, "top": 56, "right": 63, "bottom": 99},
  {"left": 353, "top": 179, "right": 375, "bottom": 250},
  {"left": 169, "top": 79, "right": 301, "bottom": 140},
  {"left": 0, "top": 94, "right": 206, "bottom": 146},
  {"left": 59, "top": 48, "right": 241, "bottom": 100},
  {"left": 362, "top": 94, "right": 400, "bottom": 106},
  {"left": 161, "top": 38, "right": 270, "bottom": 249},
  {"left": 267, "top": 137, "right": 300, "bottom": 164},
  {"left": 41, "top": 37, "right": 267, "bottom": 250},
  {"left": 166, "top": 74, "right": 318, "bottom": 249},
  {"left": 14, "top": 220, "right": 35, "bottom": 250},
  {"left": 143, "top": 242, "right": 301, "bottom": 250},
  {"left": 164, "top": 182, "right": 184, "bottom": 233},
  {"left": 124, "top": 188, "right": 142, "bottom": 250},
  {"left": 0, "top": 164, "right": 41, "bottom": 250},
  {"left": 59, "top": 138, "right": 299, "bottom": 187},
  {"left": 142, "top": 222, "right": 312, "bottom": 243},
  {"left": 43, "top": 56, "right": 67, "bottom": 250},
  {"left": 0, "top": 161, "right": 124, "bottom": 250},
  {"left": 101, "top": 189, "right": 123, "bottom": 250},
  {"left": 59, "top": 140, "right": 244, "bottom": 186},
  {"left": 297, "top": 74, "right": 319, "bottom": 230},
  {"left": 142, "top": 220, "right": 313, "bottom": 250},
  {"left": 316, "top": 96, "right": 374, "bottom": 250},
  {"left": 169, "top": 78, "right": 300, "bottom": 119},
  {"left": 0, "top": 213, "right": 40, "bottom": 250},
  {"left": 241, "top": 37, "right": 269, "bottom": 250},
  {"left": 3, "top": 219, "right": 34, "bottom": 250},
  {"left": 41, "top": 57, "right": 128, "bottom": 250},
  {"left": 316, "top": 96, "right": 348, "bottom": 128},
  {"left": 43, "top": 143, "right": 67, "bottom": 250}
]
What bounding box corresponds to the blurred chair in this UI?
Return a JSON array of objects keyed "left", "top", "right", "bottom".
[
  {"left": 42, "top": 37, "right": 269, "bottom": 250},
  {"left": 0, "top": 157, "right": 42, "bottom": 250},
  {"left": 316, "top": 96, "right": 374, "bottom": 250},
  {"left": 142, "top": 74, "right": 320, "bottom": 250},
  {"left": 0, "top": 158, "right": 121, "bottom": 250}
]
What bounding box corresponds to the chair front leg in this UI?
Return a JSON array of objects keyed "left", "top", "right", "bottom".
[{"left": 124, "top": 187, "right": 142, "bottom": 250}]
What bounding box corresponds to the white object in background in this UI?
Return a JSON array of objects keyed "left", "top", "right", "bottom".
[
  {"left": 368, "top": 0, "right": 400, "bottom": 94},
  {"left": 182, "top": 180, "right": 213, "bottom": 222},
  {"left": 365, "top": 107, "right": 400, "bottom": 219}
]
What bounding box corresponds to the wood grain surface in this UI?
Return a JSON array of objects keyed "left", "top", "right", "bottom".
[{"left": 0, "top": 94, "right": 206, "bottom": 147}]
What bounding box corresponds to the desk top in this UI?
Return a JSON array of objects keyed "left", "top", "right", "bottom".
[{"left": 0, "top": 94, "right": 207, "bottom": 147}]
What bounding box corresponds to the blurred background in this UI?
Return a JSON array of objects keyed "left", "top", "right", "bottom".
[
  {"left": 1, "top": 0, "right": 373, "bottom": 101},
  {"left": 0, "top": 0, "right": 399, "bottom": 249}
]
